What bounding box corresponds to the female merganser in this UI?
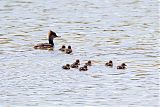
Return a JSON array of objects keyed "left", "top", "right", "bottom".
[
  {"left": 34, "top": 30, "right": 59, "bottom": 49},
  {"left": 62, "top": 64, "right": 70, "bottom": 70},
  {"left": 117, "top": 63, "right": 127, "bottom": 69},
  {"left": 105, "top": 60, "right": 113, "bottom": 67},
  {"left": 66, "top": 45, "right": 72, "bottom": 54},
  {"left": 59, "top": 45, "right": 66, "bottom": 52}
]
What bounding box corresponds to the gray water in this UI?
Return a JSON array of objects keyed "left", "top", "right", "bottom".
[{"left": 0, "top": 0, "right": 159, "bottom": 107}]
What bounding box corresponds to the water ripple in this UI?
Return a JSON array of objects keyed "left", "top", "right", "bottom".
[{"left": 0, "top": 0, "right": 159, "bottom": 107}]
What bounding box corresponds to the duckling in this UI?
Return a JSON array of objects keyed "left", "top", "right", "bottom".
[
  {"left": 79, "top": 65, "right": 88, "bottom": 71},
  {"left": 117, "top": 63, "right": 127, "bottom": 69},
  {"left": 66, "top": 46, "right": 72, "bottom": 54},
  {"left": 59, "top": 45, "right": 66, "bottom": 52},
  {"left": 70, "top": 59, "right": 80, "bottom": 68},
  {"left": 62, "top": 64, "right": 70, "bottom": 70},
  {"left": 74, "top": 59, "right": 80, "bottom": 65},
  {"left": 85, "top": 60, "right": 92, "bottom": 66},
  {"left": 105, "top": 60, "right": 113, "bottom": 67},
  {"left": 71, "top": 63, "right": 79, "bottom": 68},
  {"left": 34, "top": 30, "right": 60, "bottom": 49}
]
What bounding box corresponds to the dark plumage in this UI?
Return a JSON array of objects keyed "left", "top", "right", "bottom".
[
  {"left": 62, "top": 64, "right": 70, "bottom": 70},
  {"left": 71, "top": 63, "right": 79, "bottom": 68},
  {"left": 79, "top": 65, "right": 88, "bottom": 71},
  {"left": 117, "top": 63, "right": 127, "bottom": 69},
  {"left": 66, "top": 46, "right": 72, "bottom": 54},
  {"left": 105, "top": 60, "right": 113, "bottom": 67},
  {"left": 34, "top": 30, "right": 59, "bottom": 49},
  {"left": 74, "top": 59, "right": 80, "bottom": 65},
  {"left": 70, "top": 59, "right": 80, "bottom": 68},
  {"left": 85, "top": 60, "right": 92, "bottom": 66},
  {"left": 59, "top": 45, "right": 66, "bottom": 52}
]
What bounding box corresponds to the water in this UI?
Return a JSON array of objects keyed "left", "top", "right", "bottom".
[{"left": 0, "top": 0, "right": 159, "bottom": 107}]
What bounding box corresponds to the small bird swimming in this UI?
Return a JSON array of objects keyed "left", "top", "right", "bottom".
[
  {"left": 85, "top": 60, "right": 92, "bottom": 66},
  {"left": 70, "top": 59, "right": 80, "bottom": 68},
  {"left": 59, "top": 45, "right": 66, "bottom": 52},
  {"left": 34, "top": 30, "right": 60, "bottom": 49},
  {"left": 66, "top": 45, "right": 72, "bottom": 54},
  {"left": 117, "top": 63, "right": 127, "bottom": 69},
  {"left": 71, "top": 63, "right": 79, "bottom": 68},
  {"left": 105, "top": 60, "right": 113, "bottom": 67},
  {"left": 62, "top": 64, "right": 70, "bottom": 70},
  {"left": 79, "top": 65, "right": 88, "bottom": 71},
  {"left": 74, "top": 59, "right": 80, "bottom": 65}
]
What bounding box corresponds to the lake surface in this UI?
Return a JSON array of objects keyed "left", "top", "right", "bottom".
[{"left": 0, "top": 0, "right": 159, "bottom": 107}]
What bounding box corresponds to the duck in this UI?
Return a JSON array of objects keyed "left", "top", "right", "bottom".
[
  {"left": 117, "top": 63, "right": 127, "bottom": 69},
  {"left": 79, "top": 65, "right": 88, "bottom": 71},
  {"left": 74, "top": 59, "right": 80, "bottom": 65},
  {"left": 71, "top": 63, "right": 79, "bottom": 68},
  {"left": 59, "top": 45, "right": 66, "bottom": 52},
  {"left": 34, "top": 30, "right": 60, "bottom": 49},
  {"left": 105, "top": 60, "right": 113, "bottom": 67},
  {"left": 70, "top": 59, "right": 80, "bottom": 68},
  {"left": 62, "top": 64, "right": 70, "bottom": 70},
  {"left": 85, "top": 60, "right": 92, "bottom": 66},
  {"left": 66, "top": 45, "right": 72, "bottom": 54}
]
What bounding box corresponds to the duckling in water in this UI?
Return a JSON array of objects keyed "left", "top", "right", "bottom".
[
  {"left": 34, "top": 30, "right": 60, "bottom": 49},
  {"left": 70, "top": 59, "right": 80, "bottom": 68},
  {"left": 59, "top": 45, "right": 66, "bottom": 52},
  {"left": 79, "top": 65, "right": 88, "bottom": 71},
  {"left": 66, "top": 46, "right": 72, "bottom": 54},
  {"left": 117, "top": 63, "right": 127, "bottom": 69},
  {"left": 105, "top": 60, "right": 113, "bottom": 67},
  {"left": 74, "top": 59, "right": 80, "bottom": 65},
  {"left": 71, "top": 63, "right": 79, "bottom": 68},
  {"left": 85, "top": 60, "right": 92, "bottom": 66},
  {"left": 62, "top": 64, "right": 70, "bottom": 70}
]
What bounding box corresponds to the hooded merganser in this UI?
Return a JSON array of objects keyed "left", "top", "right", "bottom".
[
  {"left": 66, "top": 46, "right": 72, "bottom": 54},
  {"left": 117, "top": 63, "right": 127, "bottom": 69},
  {"left": 59, "top": 45, "right": 66, "bottom": 52},
  {"left": 79, "top": 65, "right": 88, "bottom": 71},
  {"left": 85, "top": 60, "right": 92, "bottom": 66},
  {"left": 34, "top": 30, "right": 60, "bottom": 49},
  {"left": 62, "top": 64, "right": 70, "bottom": 70},
  {"left": 105, "top": 60, "right": 113, "bottom": 67}
]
